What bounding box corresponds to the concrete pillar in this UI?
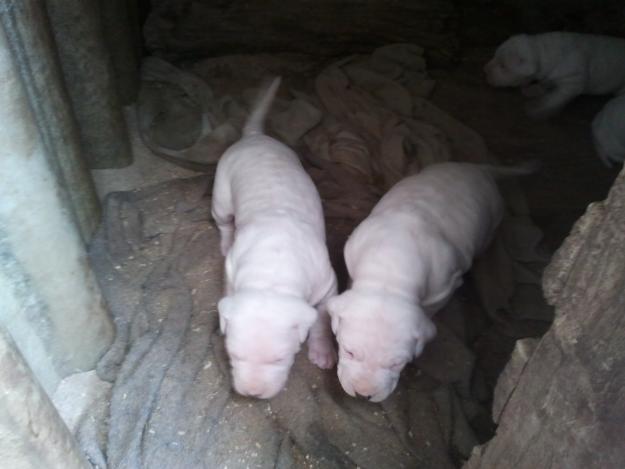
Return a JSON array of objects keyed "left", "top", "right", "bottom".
[
  {"left": 0, "top": 0, "right": 101, "bottom": 242},
  {"left": 0, "top": 13, "right": 114, "bottom": 395},
  {"left": 45, "top": 0, "right": 133, "bottom": 169},
  {"left": 99, "top": 0, "right": 141, "bottom": 104},
  {"left": 0, "top": 326, "right": 90, "bottom": 469}
]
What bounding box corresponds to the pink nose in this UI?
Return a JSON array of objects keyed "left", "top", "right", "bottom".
[
  {"left": 352, "top": 380, "right": 380, "bottom": 400},
  {"left": 234, "top": 378, "right": 266, "bottom": 398}
]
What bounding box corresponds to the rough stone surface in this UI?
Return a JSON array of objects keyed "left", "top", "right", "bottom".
[
  {"left": 0, "top": 17, "right": 114, "bottom": 395},
  {"left": 0, "top": 326, "right": 90, "bottom": 469},
  {"left": 45, "top": 0, "right": 133, "bottom": 169},
  {"left": 490, "top": 337, "right": 538, "bottom": 424},
  {"left": 144, "top": 0, "right": 459, "bottom": 65},
  {"left": 0, "top": 1, "right": 101, "bottom": 242},
  {"left": 465, "top": 167, "right": 625, "bottom": 469}
]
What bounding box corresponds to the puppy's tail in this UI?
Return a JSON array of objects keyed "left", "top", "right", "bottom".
[
  {"left": 242, "top": 76, "right": 282, "bottom": 137},
  {"left": 483, "top": 159, "right": 541, "bottom": 178}
]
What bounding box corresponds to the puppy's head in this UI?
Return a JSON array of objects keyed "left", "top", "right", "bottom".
[
  {"left": 327, "top": 289, "right": 436, "bottom": 402},
  {"left": 484, "top": 34, "right": 538, "bottom": 87},
  {"left": 218, "top": 291, "right": 317, "bottom": 399}
]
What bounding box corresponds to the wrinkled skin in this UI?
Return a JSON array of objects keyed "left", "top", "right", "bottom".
[
  {"left": 328, "top": 290, "right": 435, "bottom": 402},
  {"left": 219, "top": 292, "right": 318, "bottom": 399}
]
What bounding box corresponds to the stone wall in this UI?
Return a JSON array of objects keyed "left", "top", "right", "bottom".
[
  {"left": 142, "top": 0, "right": 625, "bottom": 64},
  {"left": 456, "top": 0, "right": 625, "bottom": 46},
  {"left": 465, "top": 165, "right": 625, "bottom": 468},
  {"left": 144, "top": 0, "right": 459, "bottom": 64}
]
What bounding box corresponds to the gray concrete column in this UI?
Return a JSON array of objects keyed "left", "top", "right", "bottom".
[
  {"left": 45, "top": 0, "right": 133, "bottom": 169},
  {"left": 0, "top": 0, "right": 101, "bottom": 242},
  {"left": 0, "top": 16, "right": 114, "bottom": 395},
  {"left": 0, "top": 326, "right": 90, "bottom": 469}
]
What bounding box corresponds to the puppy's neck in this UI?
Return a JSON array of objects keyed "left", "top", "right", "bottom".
[
  {"left": 351, "top": 280, "right": 417, "bottom": 304},
  {"left": 233, "top": 284, "right": 303, "bottom": 302}
]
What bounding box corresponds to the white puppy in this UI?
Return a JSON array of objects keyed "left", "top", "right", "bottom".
[
  {"left": 592, "top": 94, "right": 625, "bottom": 167},
  {"left": 485, "top": 32, "right": 625, "bottom": 118},
  {"left": 212, "top": 78, "right": 337, "bottom": 399},
  {"left": 328, "top": 162, "right": 534, "bottom": 402}
]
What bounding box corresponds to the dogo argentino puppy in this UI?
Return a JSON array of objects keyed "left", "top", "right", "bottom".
[
  {"left": 212, "top": 77, "right": 337, "bottom": 399},
  {"left": 327, "top": 161, "right": 536, "bottom": 402},
  {"left": 485, "top": 32, "right": 625, "bottom": 119}
]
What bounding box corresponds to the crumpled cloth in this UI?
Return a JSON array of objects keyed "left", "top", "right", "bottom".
[{"left": 137, "top": 56, "right": 323, "bottom": 169}]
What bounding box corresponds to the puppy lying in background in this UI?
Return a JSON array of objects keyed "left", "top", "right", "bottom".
[
  {"left": 592, "top": 95, "right": 625, "bottom": 167},
  {"left": 212, "top": 77, "right": 338, "bottom": 399},
  {"left": 328, "top": 162, "right": 536, "bottom": 402},
  {"left": 485, "top": 32, "right": 625, "bottom": 119}
]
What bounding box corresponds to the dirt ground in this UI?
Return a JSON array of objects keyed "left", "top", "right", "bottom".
[{"left": 430, "top": 48, "right": 621, "bottom": 251}]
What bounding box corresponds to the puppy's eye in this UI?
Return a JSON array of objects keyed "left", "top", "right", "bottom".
[
  {"left": 389, "top": 362, "right": 404, "bottom": 372},
  {"left": 343, "top": 348, "right": 355, "bottom": 359},
  {"left": 269, "top": 357, "right": 286, "bottom": 364}
]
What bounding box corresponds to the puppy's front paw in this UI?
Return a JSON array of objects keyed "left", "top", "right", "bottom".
[
  {"left": 307, "top": 338, "right": 337, "bottom": 369},
  {"left": 220, "top": 237, "right": 233, "bottom": 257}
]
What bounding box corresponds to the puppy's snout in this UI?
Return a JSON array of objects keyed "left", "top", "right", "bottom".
[{"left": 233, "top": 378, "right": 267, "bottom": 399}]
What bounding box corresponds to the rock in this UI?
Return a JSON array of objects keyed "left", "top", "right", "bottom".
[
  {"left": 491, "top": 338, "right": 538, "bottom": 424},
  {"left": 465, "top": 167, "right": 625, "bottom": 469}
]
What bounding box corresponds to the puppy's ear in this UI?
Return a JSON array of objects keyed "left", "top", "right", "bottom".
[
  {"left": 509, "top": 35, "right": 536, "bottom": 74},
  {"left": 413, "top": 310, "right": 437, "bottom": 358},
  {"left": 326, "top": 293, "right": 348, "bottom": 334},
  {"left": 217, "top": 297, "right": 233, "bottom": 335}
]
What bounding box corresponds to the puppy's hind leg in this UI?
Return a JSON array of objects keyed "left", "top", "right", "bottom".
[
  {"left": 214, "top": 215, "right": 235, "bottom": 257},
  {"left": 307, "top": 277, "right": 338, "bottom": 369}
]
